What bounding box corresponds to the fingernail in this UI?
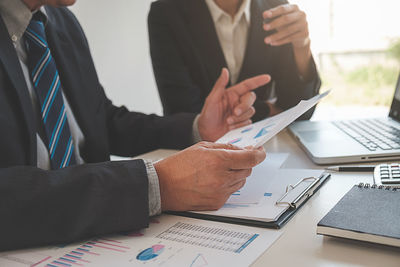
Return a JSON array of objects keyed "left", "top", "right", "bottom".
[
  {"left": 266, "top": 11, "right": 272, "bottom": 17},
  {"left": 227, "top": 117, "right": 234, "bottom": 124},
  {"left": 235, "top": 109, "right": 242, "bottom": 116},
  {"left": 264, "top": 37, "right": 271, "bottom": 43},
  {"left": 264, "top": 24, "right": 270, "bottom": 30}
]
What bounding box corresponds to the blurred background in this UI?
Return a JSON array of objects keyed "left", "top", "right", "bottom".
[{"left": 71, "top": 0, "right": 400, "bottom": 119}]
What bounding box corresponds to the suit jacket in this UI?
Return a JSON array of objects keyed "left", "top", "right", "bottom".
[
  {"left": 148, "top": 0, "right": 321, "bottom": 121},
  {"left": 0, "top": 6, "right": 195, "bottom": 251}
]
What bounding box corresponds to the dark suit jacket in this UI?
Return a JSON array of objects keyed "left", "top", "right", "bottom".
[
  {"left": 0, "top": 7, "right": 195, "bottom": 251},
  {"left": 148, "top": 0, "right": 321, "bottom": 121}
]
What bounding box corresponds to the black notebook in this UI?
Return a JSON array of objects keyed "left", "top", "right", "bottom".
[{"left": 317, "top": 183, "right": 400, "bottom": 247}]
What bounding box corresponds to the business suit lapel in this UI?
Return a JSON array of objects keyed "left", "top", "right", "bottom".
[
  {"left": 0, "top": 15, "right": 36, "bottom": 164},
  {"left": 186, "top": 0, "right": 229, "bottom": 90}
]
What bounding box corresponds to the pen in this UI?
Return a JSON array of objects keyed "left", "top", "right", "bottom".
[{"left": 325, "top": 165, "right": 375, "bottom": 172}]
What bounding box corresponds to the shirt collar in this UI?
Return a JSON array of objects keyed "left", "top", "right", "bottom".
[
  {"left": 0, "top": 0, "right": 48, "bottom": 43},
  {"left": 205, "top": 0, "right": 251, "bottom": 25}
]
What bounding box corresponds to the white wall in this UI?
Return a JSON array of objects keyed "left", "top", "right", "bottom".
[{"left": 70, "top": 0, "right": 163, "bottom": 115}]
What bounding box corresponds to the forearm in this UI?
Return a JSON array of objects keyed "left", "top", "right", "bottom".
[
  {"left": 0, "top": 160, "right": 149, "bottom": 251},
  {"left": 293, "top": 42, "right": 313, "bottom": 81},
  {"left": 105, "top": 99, "right": 196, "bottom": 156}
]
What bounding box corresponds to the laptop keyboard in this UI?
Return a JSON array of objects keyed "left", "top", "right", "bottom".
[{"left": 333, "top": 119, "right": 400, "bottom": 151}]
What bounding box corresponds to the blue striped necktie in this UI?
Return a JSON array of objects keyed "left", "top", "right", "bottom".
[{"left": 24, "top": 15, "right": 76, "bottom": 169}]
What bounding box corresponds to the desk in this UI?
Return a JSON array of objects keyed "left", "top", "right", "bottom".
[{"left": 139, "top": 129, "right": 400, "bottom": 267}]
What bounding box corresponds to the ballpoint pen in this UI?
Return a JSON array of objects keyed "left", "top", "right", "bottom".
[{"left": 325, "top": 165, "right": 375, "bottom": 172}]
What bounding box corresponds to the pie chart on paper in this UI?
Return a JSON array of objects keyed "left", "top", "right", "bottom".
[{"left": 136, "top": 244, "right": 165, "bottom": 261}]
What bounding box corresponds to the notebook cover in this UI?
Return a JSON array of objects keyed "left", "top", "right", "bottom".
[{"left": 317, "top": 185, "right": 400, "bottom": 244}]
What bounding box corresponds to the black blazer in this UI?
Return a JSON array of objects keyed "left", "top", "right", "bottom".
[
  {"left": 0, "top": 7, "right": 195, "bottom": 251},
  {"left": 148, "top": 0, "right": 321, "bottom": 121}
]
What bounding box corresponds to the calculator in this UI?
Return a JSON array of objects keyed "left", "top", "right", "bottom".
[{"left": 373, "top": 163, "right": 400, "bottom": 187}]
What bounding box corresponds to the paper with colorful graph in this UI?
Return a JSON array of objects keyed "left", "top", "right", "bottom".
[{"left": 216, "top": 90, "right": 330, "bottom": 148}]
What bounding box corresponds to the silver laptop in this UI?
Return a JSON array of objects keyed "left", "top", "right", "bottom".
[{"left": 288, "top": 73, "right": 400, "bottom": 165}]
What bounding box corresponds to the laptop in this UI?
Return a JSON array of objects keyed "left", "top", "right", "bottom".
[{"left": 288, "top": 73, "right": 400, "bottom": 165}]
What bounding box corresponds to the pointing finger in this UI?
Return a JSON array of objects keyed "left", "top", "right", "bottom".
[
  {"left": 209, "top": 68, "right": 229, "bottom": 100},
  {"left": 227, "top": 74, "right": 270, "bottom": 96}
]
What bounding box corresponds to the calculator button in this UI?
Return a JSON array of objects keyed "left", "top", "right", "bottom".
[{"left": 382, "top": 178, "right": 400, "bottom": 184}]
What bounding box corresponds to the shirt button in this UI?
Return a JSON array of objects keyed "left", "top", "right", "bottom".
[{"left": 11, "top": 35, "right": 18, "bottom": 42}]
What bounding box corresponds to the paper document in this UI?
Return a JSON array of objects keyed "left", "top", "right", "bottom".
[
  {"left": 196, "top": 169, "right": 324, "bottom": 222},
  {"left": 226, "top": 153, "right": 289, "bottom": 204},
  {"left": 217, "top": 91, "right": 330, "bottom": 148},
  {"left": 0, "top": 216, "right": 282, "bottom": 267}
]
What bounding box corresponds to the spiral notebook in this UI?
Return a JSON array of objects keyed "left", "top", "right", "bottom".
[{"left": 317, "top": 183, "right": 400, "bottom": 247}]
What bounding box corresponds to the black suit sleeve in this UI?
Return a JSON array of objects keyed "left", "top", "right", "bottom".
[
  {"left": 272, "top": 43, "right": 321, "bottom": 120},
  {"left": 148, "top": 2, "right": 206, "bottom": 115},
  {"left": 105, "top": 98, "right": 197, "bottom": 156},
  {"left": 0, "top": 160, "right": 149, "bottom": 251}
]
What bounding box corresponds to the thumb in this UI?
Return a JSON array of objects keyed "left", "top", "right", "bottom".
[{"left": 208, "top": 68, "right": 229, "bottom": 101}]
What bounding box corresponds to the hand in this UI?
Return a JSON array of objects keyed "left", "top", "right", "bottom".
[
  {"left": 263, "top": 4, "right": 310, "bottom": 48},
  {"left": 198, "top": 68, "right": 270, "bottom": 141},
  {"left": 262, "top": 4, "right": 313, "bottom": 79},
  {"left": 154, "top": 142, "right": 266, "bottom": 211}
]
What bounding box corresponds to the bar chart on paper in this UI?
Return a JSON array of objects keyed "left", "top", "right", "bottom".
[{"left": 2, "top": 216, "right": 281, "bottom": 267}]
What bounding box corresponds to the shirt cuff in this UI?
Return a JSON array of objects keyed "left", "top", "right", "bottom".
[
  {"left": 144, "top": 160, "right": 161, "bottom": 216},
  {"left": 192, "top": 114, "right": 202, "bottom": 143}
]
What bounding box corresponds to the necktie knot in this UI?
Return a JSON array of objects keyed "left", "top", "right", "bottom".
[{"left": 25, "top": 13, "right": 48, "bottom": 50}]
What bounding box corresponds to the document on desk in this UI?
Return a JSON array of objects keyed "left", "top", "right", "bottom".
[
  {"left": 0, "top": 215, "right": 282, "bottom": 267},
  {"left": 216, "top": 90, "right": 330, "bottom": 148},
  {"left": 226, "top": 153, "right": 289, "bottom": 204},
  {"left": 196, "top": 168, "right": 325, "bottom": 222}
]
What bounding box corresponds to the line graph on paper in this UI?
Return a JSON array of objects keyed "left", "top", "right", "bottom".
[{"left": 190, "top": 253, "right": 208, "bottom": 267}]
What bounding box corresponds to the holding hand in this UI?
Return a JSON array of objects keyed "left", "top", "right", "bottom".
[
  {"left": 263, "top": 4, "right": 310, "bottom": 48},
  {"left": 198, "top": 68, "right": 271, "bottom": 141},
  {"left": 154, "top": 142, "right": 266, "bottom": 211},
  {"left": 263, "top": 4, "right": 313, "bottom": 79}
]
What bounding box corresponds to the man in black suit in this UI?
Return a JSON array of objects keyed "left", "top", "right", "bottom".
[
  {"left": 0, "top": 0, "right": 269, "bottom": 251},
  {"left": 149, "top": 0, "right": 321, "bottom": 122}
]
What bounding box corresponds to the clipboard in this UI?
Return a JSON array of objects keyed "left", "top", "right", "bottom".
[{"left": 167, "top": 173, "right": 331, "bottom": 229}]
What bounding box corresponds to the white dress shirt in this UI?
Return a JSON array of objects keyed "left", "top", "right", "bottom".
[{"left": 205, "top": 0, "right": 251, "bottom": 85}]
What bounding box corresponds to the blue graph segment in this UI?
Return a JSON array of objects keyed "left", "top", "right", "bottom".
[
  {"left": 136, "top": 245, "right": 165, "bottom": 261},
  {"left": 235, "top": 234, "right": 259, "bottom": 253},
  {"left": 241, "top": 127, "right": 252, "bottom": 133},
  {"left": 254, "top": 124, "right": 274, "bottom": 139},
  {"left": 190, "top": 253, "right": 208, "bottom": 267},
  {"left": 254, "top": 127, "right": 268, "bottom": 139}
]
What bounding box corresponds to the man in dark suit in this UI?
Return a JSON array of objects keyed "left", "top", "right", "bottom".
[
  {"left": 148, "top": 0, "right": 321, "bottom": 122},
  {"left": 0, "top": 0, "right": 269, "bottom": 251}
]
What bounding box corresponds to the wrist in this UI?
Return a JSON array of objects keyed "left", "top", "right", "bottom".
[
  {"left": 293, "top": 41, "right": 313, "bottom": 80},
  {"left": 197, "top": 114, "right": 211, "bottom": 141},
  {"left": 154, "top": 160, "right": 171, "bottom": 211}
]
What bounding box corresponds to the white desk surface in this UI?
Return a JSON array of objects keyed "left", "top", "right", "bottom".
[{"left": 139, "top": 129, "right": 400, "bottom": 267}]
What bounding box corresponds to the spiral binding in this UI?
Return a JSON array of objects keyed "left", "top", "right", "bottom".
[{"left": 358, "top": 182, "right": 398, "bottom": 191}]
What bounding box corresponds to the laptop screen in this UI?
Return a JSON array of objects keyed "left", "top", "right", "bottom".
[{"left": 389, "top": 73, "right": 400, "bottom": 122}]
